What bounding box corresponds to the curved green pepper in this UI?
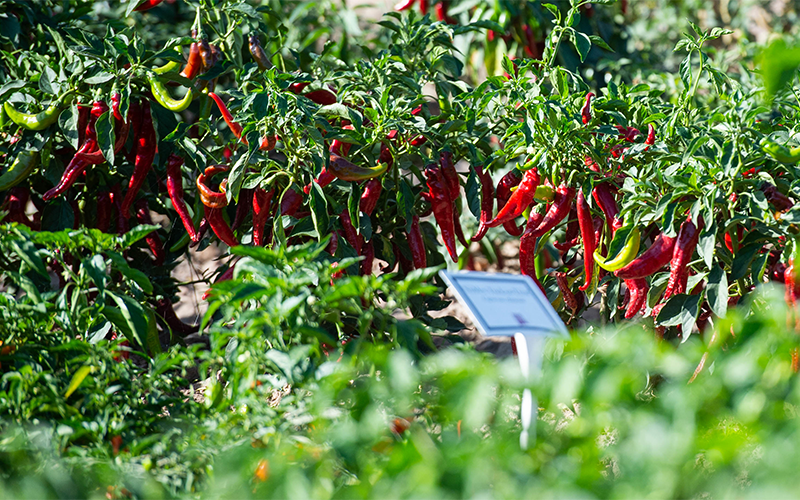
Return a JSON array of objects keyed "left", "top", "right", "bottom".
[
  {"left": 153, "top": 47, "right": 183, "bottom": 75},
  {"left": 762, "top": 139, "right": 800, "bottom": 164},
  {"left": 594, "top": 227, "right": 641, "bottom": 271},
  {"left": 0, "top": 151, "right": 38, "bottom": 192},
  {"left": 148, "top": 73, "right": 193, "bottom": 112},
  {"left": 3, "top": 92, "right": 73, "bottom": 131}
]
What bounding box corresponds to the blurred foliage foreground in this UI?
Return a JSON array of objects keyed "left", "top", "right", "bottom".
[{"left": 1, "top": 232, "right": 799, "bottom": 498}]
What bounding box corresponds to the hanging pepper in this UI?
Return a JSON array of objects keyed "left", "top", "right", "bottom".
[
  {"left": 110, "top": 184, "right": 127, "bottom": 235},
  {"left": 43, "top": 141, "right": 96, "bottom": 201},
  {"left": 359, "top": 178, "right": 382, "bottom": 216},
  {"left": 664, "top": 216, "right": 702, "bottom": 299},
  {"left": 624, "top": 279, "right": 649, "bottom": 319},
  {"left": 288, "top": 82, "right": 309, "bottom": 94},
  {"left": 248, "top": 34, "right": 269, "bottom": 71},
  {"left": 328, "top": 154, "right": 388, "bottom": 182},
  {"left": 304, "top": 89, "right": 337, "bottom": 105},
  {"left": 198, "top": 39, "right": 215, "bottom": 73},
  {"left": 196, "top": 166, "right": 238, "bottom": 247},
  {"left": 148, "top": 73, "right": 193, "bottom": 112},
  {"left": 2, "top": 188, "right": 35, "bottom": 228},
  {"left": 166, "top": 153, "right": 199, "bottom": 243},
  {"left": 252, "top": 187, "right": 275, "bottom": 247},
  {"left": 580, "top": 92, "right": 594, "bottom": 125},
  {"left": 519, "top": 211, "right": 546, "bottom": 293},
  {"left": 408, "top": 215, "right": 427, "bottom": 269},
  {"left": 360, "top": 238, "right": 375, "bottom": 276},
  {"left": 419, "top": 0, "right": 428, "bottom": 15},
  {"left": 576, "top": 190, "right": 596, "bottom": 291},
  {"left": 526, "top": 184, "right": 575, "bottom": 240},
  {"left": 555, "top": 272, "right": 578, "bottom": 313},
  {"left": 762, "top": 138, "right": 800, "bottom": 164},
  {"left": 339, "top": 209, "right": 362, "bottom": 254},
  {"left": 133, "top": 0, "right": 164, "bottom": 11},
  {"left": 327, "top": 231, "right": 339, "bottom": 255},
  {"left": 120, "top": 100, "right": 156, "bottom": 218},
  {"left": 77, "top": 102, "right": 90, "bottom": 145},
  {"left": 471, "top": 165, "right": 495, "bottom": 242},
  {"left": 208, "top": 92, "right": 276, "bottom": 151},
  {"left": 645, "top": 123, "right": 656, "bottom": 147},
  {"left": 394, "top": 0, "right": 415, "bottom": 10},
  {"left": 0, "top": 150, "right": 38, "bottom": 192},
  {"left": 614, "top": 232, "right": 677, "bottom": 279},
  {"left": 231, "top": 189, "right": 252, "bottom": 230},
  {"left": 76, "top": 95, "right": 129, "bottom": 164},
  {"left": 762, "top": 183, "right": 794, "bottom": 211},
  {"left": 180, "top": 42, "right": 202, "bottom": 79},
  {"left": 592, "top": 183, "right": 620, "bottom": 233},
  {"left": 4, "top": 92, "right": 72, "bottom": 131},
  {"left": 95, "top": 190, "right": 112, "bottom": 232},
  {"left": 553, "top": 205, "right": 580, "bottom": 252},
  {"left": 125, "top": 99, "right": 143, "bottom": 164},
  {"left": 487, "top": 168, "right": 540, "bottom": 228},
  {"left": 594, "top": 227, "right": 641, "bottom": 272},
  {"left": 439, "top": 150, "right": 460, "bottom": 200},
  {"left": 303, "top": 165, "right": 337, "bottom": 194},
  {"left": 280, "top": 189, "right": 303, "bottom": 217},
  {"left": 425, "top": 164, "right": 458, "bottom": 262},
  {"left": 134, "top": 199, "right": 165, "bottom": 265}
]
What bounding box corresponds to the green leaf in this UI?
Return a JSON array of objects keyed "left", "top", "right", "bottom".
[
  {"left": 706, "top": 265, "right": 728, "bottom": 318},
  {"left": 589, "top": 35, "right": 612, "bottom": 52},
  {"left": 10, "top": 237, "right": 48, "bottom": 279},
  {"left": 119, "top": 224, "right": 159, "bottom": 248},
  {"left": 730, "top": 243, "right": 762, "bottom": 281},
  {"left": 104, "top": 292, "right": 150, "bottom": 351},
  {"left": 95, "top": 110, "right": 115, "bottom": 165},
  {"left": 758, "top": 38, "right": 800, "bottom": 97},
  {"left": 348, "top": 182, "right": 360, "bottom": 234},
  {"left": 465, "top": 166, "right": 480, "bottom": 219},
  {"left": 81, "top": 254, "right": 107, "bottom": 292},
  {"left": 398, "top": 179, "right": 415, "bottom": 232},
  {"left": 309, "top": 182, "right": 330, "bottom": 242},
  {"left": 573, "top": 32, "right": 591, "bottom": 62}
]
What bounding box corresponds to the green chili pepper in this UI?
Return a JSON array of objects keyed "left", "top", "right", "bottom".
[
  {"left": 147, "top": 73, "right": 193, "bottom": 112},
  {"left": 762, "top": 138, "right": 800, "bottom": 164},
  {"left": 0, "top": 151, "right": 38, "bottom": 192},
  {"left": 3, "top": 92, "right": 73, "bottom": 131},
  {"left": 595, "top": 227, "right": 641, "bottom": 271},
  {"left": 153, "top": 47, "right": 183, "bottom": 75}
]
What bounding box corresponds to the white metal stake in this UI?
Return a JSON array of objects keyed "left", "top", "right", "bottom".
[{"left": 514, "top": 332, "right": 544, "bottom": 450}]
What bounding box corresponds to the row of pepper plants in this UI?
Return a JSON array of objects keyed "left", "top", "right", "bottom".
[{"left": 2, "top": 0, "right": 800, "bottom": 359}]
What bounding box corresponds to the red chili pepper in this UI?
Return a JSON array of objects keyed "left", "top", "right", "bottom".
[
  {"left": 120, "top": 100, "right": 156, "bottom": 218},
  {"left": 762, "top": 183, "right": 794, "bottom": 211},
  {"left": 166, "top": 153, "right": 199, "bottom": 243},
  {"left": 125, "top": 100, "right": 143, "bottom": 164},
  {"left": 204, "top": 205, "right": 239, "bottom": 247},
  {"left": 248, "top": 34, "right": 269, "bottom": 71},
  {"left": 288, "top": 82, "right": 309, "bottom": 94},
  {"left": 487, "top": 168, "right": 540, "bottom": 228},
  {"left": 495, "top": 170, "right": 524, "bottom": 235},
  {"left": 408, "top": 215, "right": 427, "bottom": 269},
  {"left": 304, "top": 166, "right": 337, "bottom": 194},
  {"left": 624, "top": 278, "right": 649, "bottom": 319},
  {"left": 304, "top": 89, "right": 337, "bottom": 105},
  {"left": 614, "top": 232, "right": 677, "bottom": 279},
  {"left": 419, "top": 0, "right": 428, "bottom": 15},
  {"left": 645, "top": 123, "right": 655, "bottom": 146},
  {"left": 155, "top": 298, "right": 197, "bottom": 336},
  {"left": 2, "top": 188, "right": 35, "bottom": 229},
  {"left": 133, "top": 0, "right": 164, "bottom": 12},
  {"left": 110, "top": 184, "right": 127, "bottom": 235},
  {"left": 425, "top": 164, "right": 458, "bottom": 262},
  {"left": 581, "top": 92, "right": 594, "bottom": 125},
  {"left": 471, "top": 165, "right": 495, "bottom": 242},
  {"left": 202, "top": 261, "right": 237, "bottom": 301},
  {"left": 77, "top": 102, "right": 90, "bottom": 146},
  {"left": 576, "top": 190, "right": 596, "bottom": 291},
  {"left": 523, "top": 25, "right": 536, "bottom": 58},
  {"left": 96, "top": 190, "right": 112, "bottom": 232},
  {"left": 519, "top": 211, "right": 546, "bottom": 292},
  {"left": 439, "top": 150, "right": 459, "bottom": 200},
  {"left": 359, "top": 178, "right": 382, "bottom": 216},
  {"left": 592, "top": 183, "right": 619, "bottom": 233},
  {"left": 664, "top": 216, "right": 702, "bottom": 299},
  {"left": 252, "top": 187, "right": 275, "bottom": 247},
  {"left": 725, "top": 225, "right": 744, "bottom": 253},
  {"left": 181, "top": 42, "right": 202, "bottom": 79},
  {"left": 453, "top": 205, "right": 469, "bottom": 247},
  {"left": 280, "top": 189, "right": 303, "bottom": 217},
  {"left": 77, "top": 98, "right": 127, "bottom": 164},
  {"left": 394, "top": 0, "right": 415, "bottom": 10},
  {"left": 584, "top": 155, "right": 601, "bottom": 173},
  {"left": 526, "top": 184, "right": 575, "bottom": 240},
  {"left": 208, "top": 93, "right": 276, "bottom": 151},
  {"left": 360, "top": 238, "right": 375, "bottom": 276},
  {"left": 43, "top": 140, "right": 96, "bottom": 201},
  {"left": 379, "top": 143, "right": 393, "bottom": 168},
  {"left": 230, "top": 189, "right": 251, "bottom": 231},
  {"left": 553, "top": 205, "right": 579, "bottom": 252},
  {"left": 555, "top": 272, "right": 578, "bottom": 313},
  {"left": 198, "top": 39, "right": 215, "bottom": 73},
  {"left": 339, "top": 209, "right": 362, "bottom": 254},
  {"left": 135, "top": 199, "right": 165, "bottom": 265}
]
